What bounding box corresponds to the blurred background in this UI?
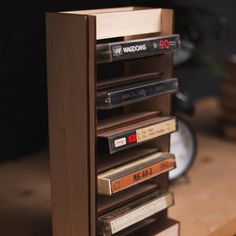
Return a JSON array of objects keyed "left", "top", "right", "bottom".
[
  {"left": 1, "top": 0, "right": 236, "bottom": 236},
  {"left": 1, "top": 0, "right": 236, "bottom": 161}
]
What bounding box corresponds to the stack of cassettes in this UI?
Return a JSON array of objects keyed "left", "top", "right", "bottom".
[{"left": 96, "top": 34, "right": 181, "bottom": 236}]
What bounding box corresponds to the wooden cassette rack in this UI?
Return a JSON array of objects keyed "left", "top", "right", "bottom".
[{"left": 46, "top": 6, "right": 180, "bottom": 236}]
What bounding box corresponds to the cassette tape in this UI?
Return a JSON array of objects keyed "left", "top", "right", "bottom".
[
  {"left": 97, "top": 190, "right": 174, "bottom": 236},
  {"left": 97, "top": 116, "right": 177, "bottom": 154},
  {"left": 98, "top": 152, "right": 176, "bottom": 195},
  {"left": 97, "top": 78, "right": 178, "bottom": 109},
  {"left": 97, "top": 34, "right": 181, "bottom": 63}
]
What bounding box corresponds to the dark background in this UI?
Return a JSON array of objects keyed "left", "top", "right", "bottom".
[{"left": 1, "top": 0, "right": 235, "bottom": 161}]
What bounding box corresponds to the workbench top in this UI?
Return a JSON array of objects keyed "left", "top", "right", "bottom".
[{"left": 1, "top": 98, "right": 236, "bottom": 236}]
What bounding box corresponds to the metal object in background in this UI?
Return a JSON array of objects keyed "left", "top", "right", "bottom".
[{"left": 169, "top": 92, "right": 197, "bottom": 181}]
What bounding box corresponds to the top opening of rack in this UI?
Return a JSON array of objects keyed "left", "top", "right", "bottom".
[
  {"left": 62, "top": 6, "right": 150, "bottom": 15},
  {"left": 61, "top": 7, "right": 162, "bottom": 40}
]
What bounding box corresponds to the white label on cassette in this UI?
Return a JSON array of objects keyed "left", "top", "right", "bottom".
[
  {"left": 136, "top": 119, "right": 176, "bottom": 143},
  {"left": 110, "top": 194, "right": 173, "bottom": 234},
  {"left": 114, "top": 137, "right": 127, "bottom": 148}
]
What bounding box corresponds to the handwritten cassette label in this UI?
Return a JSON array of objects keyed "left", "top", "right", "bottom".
[{"left": 136, "top": 119, "right": 176, "bottom": 143}]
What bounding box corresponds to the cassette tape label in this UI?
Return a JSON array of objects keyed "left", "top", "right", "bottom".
[
  {"left": 110, "top": 194, "right": 173, "bottom": 234},
  {"left": 111, "top": 158, "right": 175, "bottom": 193},
  {"left": 110, "top": 35, "right": 180, "bottom": 61},
  {"left": 108, "top": 118, "right": 176, "bottom": 153},
  {"left": 114, "top": 137, "right": 127, "bottom": 148},
  {"left": 136, "top": 119, "right": 176, "bottom": 143}
]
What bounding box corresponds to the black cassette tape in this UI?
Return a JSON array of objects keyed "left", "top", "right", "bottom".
[{"left": 97, "top": 34, "right": 180, "bottom": 63}]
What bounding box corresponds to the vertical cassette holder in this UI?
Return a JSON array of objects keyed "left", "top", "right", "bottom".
[{"left": 46, "top": 7, "right": 175, "bottom": 236}]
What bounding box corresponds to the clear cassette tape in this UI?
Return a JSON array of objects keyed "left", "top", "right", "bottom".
[{"left": 97, "top": 78, "right": 178, "bottom": 109}]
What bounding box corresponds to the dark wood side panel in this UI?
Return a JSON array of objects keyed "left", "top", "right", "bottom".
[
  {"left": 46, "top": 13, "right": 96, "bottom": 236},
  {"left": 88, "top": 15, "right": 97, "bottom": 236}
]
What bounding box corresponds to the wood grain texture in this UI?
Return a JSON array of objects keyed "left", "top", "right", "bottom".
[
  {"left": 88, "top": 16, "right": 97, "bottom": 236},
  {"left": 63, "top": 6, "right": 144, "bottom": 15},
  {"left": 95, "top": 9, "right": 162, "bottom": 39},
  {"left": 169, "top": 98, "right": 236, "bottom": 236},
  {"left": 209, "top": 217, "right": 236, "bottom": 236},
  {"left": 46, "top": 13, "right": 96, "bottom": 236},
  {"left": 97, "top": 72, "right": 162, "bottom": 90},
  {"left": 62, "top": 8, "right": 162, "bottom": 39},
  {"left": 97, "top": 111, "right": 160, "bottom": 134},
  {"left": 170, "top": 134, "right": 236, "bottom": 236},
  {"left": 97, "top": 147, "right": 158, "bottom": 174}
]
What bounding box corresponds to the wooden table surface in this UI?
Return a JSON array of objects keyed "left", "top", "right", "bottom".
[
  {"left": 1, "top": 98, "right": 236, "bottom": 236},
  {"left": 0, "top": 151, "right": 51, "bottom": 236},
  {"left": 169, "top": 134, "right": 236, "bottom": 236},
  {"left": 169, "top": 97, "right": 236, "bottom": 236}
]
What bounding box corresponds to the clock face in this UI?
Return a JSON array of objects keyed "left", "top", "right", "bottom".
[{"left": 169, "top": 119, "right": 196, "bottom": 180}]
